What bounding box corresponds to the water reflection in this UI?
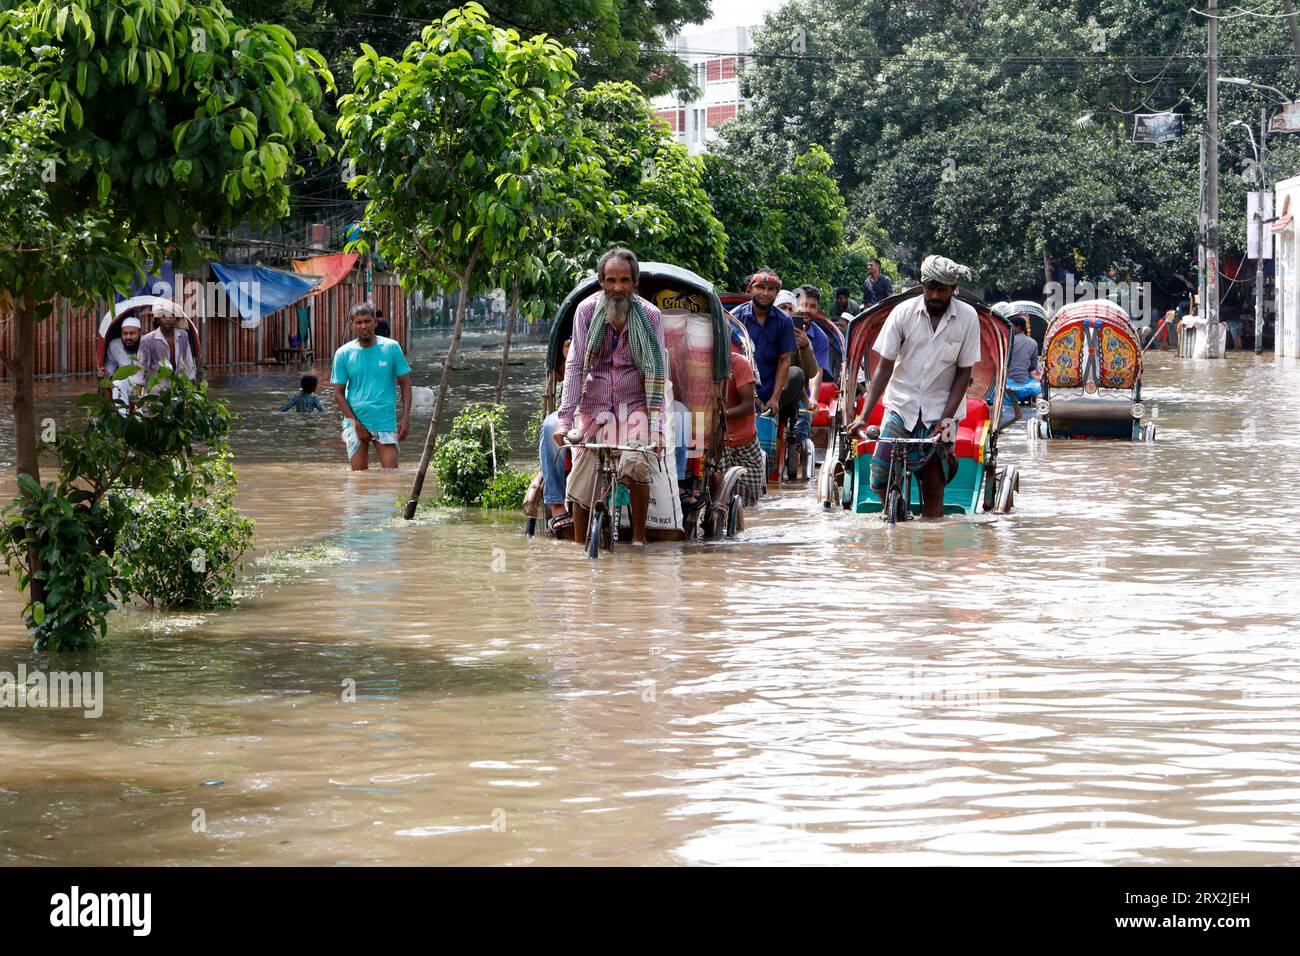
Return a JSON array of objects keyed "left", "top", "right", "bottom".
[{"left": 2, "top": 352, "right": 1300, "bottom": 864}]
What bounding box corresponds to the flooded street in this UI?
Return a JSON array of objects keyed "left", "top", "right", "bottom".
[{"left": 3, "top": 349, "right": 1300, "bottom": 865}]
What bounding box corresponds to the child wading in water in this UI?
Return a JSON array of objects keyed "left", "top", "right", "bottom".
[{"left": 281, "top": 375, "right": 326, "bottom": 413}]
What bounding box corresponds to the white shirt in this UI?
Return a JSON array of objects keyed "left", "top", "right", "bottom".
[
  {"left": 104, "top": 338, "right": 135, "bottom": 376},
  {"left": 874, "top": 294, "right": 981, "bottom": 426}
]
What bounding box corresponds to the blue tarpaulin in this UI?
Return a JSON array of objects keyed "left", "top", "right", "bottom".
[
  {"left": 209, "top": 262, "right": 322, "bottom": 329},
  {"left": 119, "top": 259, "right": 175, "bottom": 301}
]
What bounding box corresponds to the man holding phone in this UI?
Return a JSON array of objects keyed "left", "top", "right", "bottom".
[{"left": 733, "top": 270, "right": 801, "bottom": 428}]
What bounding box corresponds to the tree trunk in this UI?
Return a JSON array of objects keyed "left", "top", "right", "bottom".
[
  {"left": 494, "top": 278, "right": 521, "bottom": 404},
  {"left": 9, "top": 292, "right": 44, "bottom": 606},
  {"left": 403, "top": 273, "right": 472, "bottom": 519},
  {"left": 1284, "top": 0, "right": 1300, "bottom": 82}
]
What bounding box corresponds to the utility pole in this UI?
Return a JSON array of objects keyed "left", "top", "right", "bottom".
[
  {"left": 1205, "top": 0, "right": 1223, "bottom": 357},
  {"left": 1199, "top": 131, "right": 1207, "bottom": 333},
  {"left": 1257, "top": 104, "right": 1269, "bottom": 354}
]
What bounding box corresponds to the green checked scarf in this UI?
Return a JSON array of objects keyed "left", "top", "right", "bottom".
[{"left": 583, "top": 292, "right": 666, "bottom": 432}]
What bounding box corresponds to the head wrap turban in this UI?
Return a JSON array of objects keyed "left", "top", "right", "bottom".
[{"left": 920, "top": 255, "right": 972, "bottom": 286}]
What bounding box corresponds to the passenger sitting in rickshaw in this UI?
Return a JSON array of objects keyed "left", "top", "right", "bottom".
[
  {"left": 1006, "top": 314, "right": 1041, "bottom": 405},
  {"left": 792, "top": 285, "right": 833, "bottom": 444},
  {"left": 554, "top": 247, "right": 666, "bottom": 548},
  {"left": 849, "top": 255, "right": 981, "bottom": 519},
  {"left": 537, "top": 338, "right": 573, "bottom": 535},
  {"left": 721, "top": 345, "right": 764, "bottom": 505}
]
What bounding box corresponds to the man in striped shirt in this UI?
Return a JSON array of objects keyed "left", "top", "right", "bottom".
[{"left": 556, "top": 248, "right": 666, "bottom": 547}]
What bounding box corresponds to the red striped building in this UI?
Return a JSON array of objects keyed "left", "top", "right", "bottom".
[{"left": 0, "top": 269, "right": 406, "bottom": 381}]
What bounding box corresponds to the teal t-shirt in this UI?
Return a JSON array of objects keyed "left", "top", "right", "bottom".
[{"left": 331, "top": 337, "right": 411, "bottom": 432}]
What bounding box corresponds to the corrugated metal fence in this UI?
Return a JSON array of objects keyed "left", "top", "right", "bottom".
[{"left": 0, "top": 270, "right": 406, "bottom": 380}]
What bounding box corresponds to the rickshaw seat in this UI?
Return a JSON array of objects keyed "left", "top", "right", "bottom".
[
  {"left": 811, "top": 381, "right": 839, "bottom": 427},
  {"left": 853, "top": 397, "right": 988, "bottom": 460}
]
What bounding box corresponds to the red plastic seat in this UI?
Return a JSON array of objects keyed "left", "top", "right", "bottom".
[
  {"left": 854, "top": 397, "right": 988, "bottom": 460},
  {"left": 810, "top": 381, "right": 839, "bottom": 427}
]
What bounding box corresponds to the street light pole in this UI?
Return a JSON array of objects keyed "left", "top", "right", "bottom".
[
  {"left": 1205, "top": 0, "right": 1223, "bottom": 358},
  {"left": 1258, "top": 105, "right": 1268, "bottom": 354}
]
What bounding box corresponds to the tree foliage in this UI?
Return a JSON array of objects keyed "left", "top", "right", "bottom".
[
  {"left": 224, "top": 0, "right": 712, "bottom": 98},
  {"left": 0, "top": 372, "right": 237, "bottom": 650},
  {"left": 579, "top": 80, "right": 726, "bottom": 282},
  {"left": 719, "top": 0, "right": 1299, "bottom": 288},
  {"left": 338, "top": 3, "right": 602, "bottom": 295},
  {"left": 699, "top": 152, "right": 785, "bottom": 291},
  {"left": 0, "top": 0, "right": 333, "bottom": 643},
  {"left": 767, "top": 145, "right": 846, "bottom": 292},
  {"left": 0, "top": 0, "right": 334, "bottom": 282}
]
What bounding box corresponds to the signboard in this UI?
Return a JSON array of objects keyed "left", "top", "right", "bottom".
[
  {"left": 1248, "top": 191, "right": 1275, "bottom": 260},
  {"left": 1133, "top": 112, "right": 1181, "bottom": 143},
  {"left": 1269, "top": 102, "right": 1300, "bottom": 134}
]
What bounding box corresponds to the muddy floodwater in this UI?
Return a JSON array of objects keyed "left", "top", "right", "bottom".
[{"left": 2, "top": 343, "right": 1300, "bottom": 865}]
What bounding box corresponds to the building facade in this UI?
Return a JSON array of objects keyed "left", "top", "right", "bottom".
[
  {"left": 1273, "top": 176, "right": 1299, "bottom": 357},
  {"left": 651, "top": 26, "right": 752, "bottom": 155}
]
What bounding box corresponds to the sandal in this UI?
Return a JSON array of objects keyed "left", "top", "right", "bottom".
[{"left": 547, "top": 512, "right": 574, "bottom": 537}]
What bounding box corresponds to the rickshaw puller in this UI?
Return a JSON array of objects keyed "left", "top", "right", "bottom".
[
  {"left": 555, "top": 247, "right": 666, "bottom": 548},
  {"left": 850, "top": 255, "right": 981, "bottom": 519}
]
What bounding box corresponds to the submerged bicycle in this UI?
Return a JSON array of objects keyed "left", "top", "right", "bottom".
[
  {"left": 564, "top": 430, "right": 658, "bottom": 560},
  {"left": 856, "top": 424, "right": 943, "bottom": 526}
]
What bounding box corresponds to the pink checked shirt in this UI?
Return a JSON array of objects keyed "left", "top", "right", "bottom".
[{"left": 557, "top": 293, "right": 665, "bottom": 439}]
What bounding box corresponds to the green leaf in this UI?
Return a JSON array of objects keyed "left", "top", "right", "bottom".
[
  {"left": 32, "top": 602, "right": 45, "bottom": 626},
  {"left": 230, "top": 125, "right": 244, "bottom": 150}
]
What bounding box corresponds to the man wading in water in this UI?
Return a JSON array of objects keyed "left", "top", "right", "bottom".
[
  {"left": 851, "top": 255, "right": 981, "bottom": 518},
  {"left": 555, "top": 247, "right": 666, "bottom": 548},
  {"left": 331, "top": 302, "right": 412, "bottom": 470}
]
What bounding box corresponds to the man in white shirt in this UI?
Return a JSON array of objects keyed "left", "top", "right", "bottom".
[
  {"left": 851, "top": 254, "right": 981, "bottom": 518},
  {"left": 101, "top": 316, "right": 143, "bottom": 411}
]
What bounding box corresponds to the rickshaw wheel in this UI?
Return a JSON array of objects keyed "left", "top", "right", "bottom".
[
  {"left": 885, "top": 488, "right": 903, "bottom": 525},
  {"left": 524, "top": 516, "right": 537, "bottom": 538},
  {"left": 726, "top": 495, "right": 741, "bottom": 538},
  {"left": 982, "top": 465, "right": 998, "bottom": 512},
  {"left": 587, "top": 512, "right": 603, "bottom": 559},
  {"left": 996, "top": 465, "right": 1020, "bottom": 513}
]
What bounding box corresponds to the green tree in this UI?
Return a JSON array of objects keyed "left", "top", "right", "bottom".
[
  {"left": 0, "top": 0, "right": 333, "bottom": 630},
  {"left": 224, "top": 0, "right": 712, "bottom": 97},
  {"left": 1, "top": 370, "right": 236, "bottom": 649},
  {"left": 699, "top": 152, "right": 785, "bottom": 291},
  {"left": 580, "top": 80, "right": 726, "bottom": 281},
  {"left": 337, "top": 3, "right": 609, "bottom": 516},
  {"left": 767, "top": 145, "right": 846, "bottom": 292},
  {"left": 715, "top": 0, "right": 1244, "bottom": 288}
]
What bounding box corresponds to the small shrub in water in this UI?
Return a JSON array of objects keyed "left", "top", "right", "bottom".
[
  {"left": 480, "top": 467, "right": 532, "bottom": 510},
  {"left": 432, "top": 403, "right": 512, "bottom": 506},
  {"left": 117, "top": 456, "right": 254, "bottom": 609}
]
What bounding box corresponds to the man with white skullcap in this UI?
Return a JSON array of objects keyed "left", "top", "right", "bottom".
[
  {"left": 102, "top": 316, "right": 143, "bottom": 380},
  {"left": 100, "top": 315, "right": 146, "bottom": 410},
  {"left": 850, "top": 254, "right": 981, "bottom": 518}
]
